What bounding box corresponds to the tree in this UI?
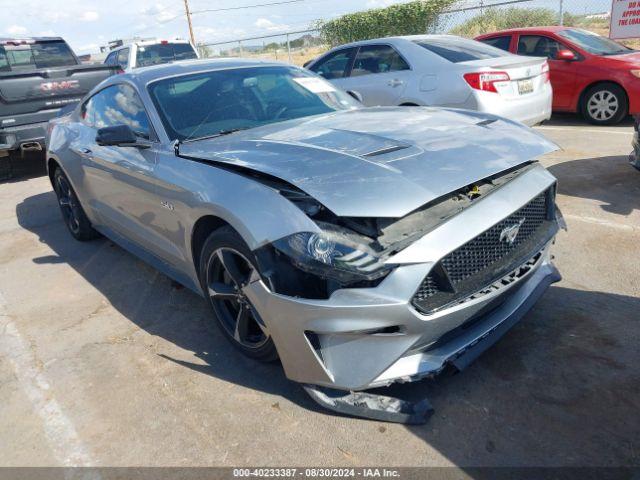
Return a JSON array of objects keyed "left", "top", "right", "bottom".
[
  {"left": 450, "top": 8, "right": 575, "bottom": 38},
  {"left": 316, "top": 0, "right": 455, "bottom": 47}
]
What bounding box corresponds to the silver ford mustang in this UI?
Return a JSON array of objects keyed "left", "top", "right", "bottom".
[{"left": 46, "top": 59, "right": 562, "bottom": 423}]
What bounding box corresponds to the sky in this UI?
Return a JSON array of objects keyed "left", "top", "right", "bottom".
[
  {"left": 0, "top": 0, "right": 402, "bottom": 54},
  {"left": 0, "top": 0, "right": 613, "bottom": 55}
]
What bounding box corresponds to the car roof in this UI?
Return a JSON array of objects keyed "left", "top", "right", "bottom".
[
  {"left": 325, "top": 34, "right": 464, "bottom": 50},
  {"left": 0, "top": 36, "right": 64, "bottom": 43},
  {"left": 477, "top": 26, "right": 570, "bottom": 38},
  {"left": 121, "top": 57, "right": 292, "bottom": 84},
  {"left": 109, "top": 38, "right": 191, "bottom": 52}
]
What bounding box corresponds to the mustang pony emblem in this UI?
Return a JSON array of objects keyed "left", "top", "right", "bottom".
[{"left": 500, "top": 217, "right": 526, "bottom": 245}]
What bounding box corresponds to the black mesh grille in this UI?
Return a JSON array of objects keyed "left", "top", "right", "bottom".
[
  {"left": 413, "top": 275, "right": 440, "bottom": 300},
  {"left": 412, "top": 190, "right": 555, "bottom": 313}
]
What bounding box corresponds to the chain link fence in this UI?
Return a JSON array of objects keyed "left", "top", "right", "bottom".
[
  {"left": 197, "top": 0, "right": 619, "bottom": 65},
  {"left": 198, "top": 29, "right": 323, "bottom": 67}
]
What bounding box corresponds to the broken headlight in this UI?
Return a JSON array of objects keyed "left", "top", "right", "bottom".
[{"left": 272, "top": 229, "right": 393, "bottom": 284}]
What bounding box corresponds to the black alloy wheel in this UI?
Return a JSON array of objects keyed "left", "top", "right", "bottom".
[
  {"left": 200, "top": 227, "right": 278, "bottom": 361},
  {"left": 53, "top": 168, "right": 99, "bottom": 241}
]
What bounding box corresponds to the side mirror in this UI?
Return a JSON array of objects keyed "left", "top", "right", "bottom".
[
  {"left": 346, "top": 90, "right": 364, "bottom": 103},
  {"left": 96, "top": 125, "right": 150, "bottom": 148},
  {"left": 556, "top": 49, "right": 576, "bottom": 61}
]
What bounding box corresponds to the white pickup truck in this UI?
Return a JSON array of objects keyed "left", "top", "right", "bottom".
[{"left": 104, "top": 38, "right": 199, "bottom": 72}]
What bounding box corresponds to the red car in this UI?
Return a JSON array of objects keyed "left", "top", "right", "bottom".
[{"left": 476, "top": 26, "right": 640, "bottom": 125}]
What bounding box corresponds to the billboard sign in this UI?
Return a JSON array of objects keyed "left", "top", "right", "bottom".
[{"left": 610, "top": 0, "right": 640, "bottom": 39}]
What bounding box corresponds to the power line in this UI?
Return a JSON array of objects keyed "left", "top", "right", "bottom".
[{"left": 191, "top": 0, "right": 304, "bottom": 14}]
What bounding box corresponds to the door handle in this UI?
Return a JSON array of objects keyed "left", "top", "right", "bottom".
[
  {"left": 79, "top": 147, "right": 92, "bottom": 155},
  {"left": 388, "top": 79, "right": 403, "bottom": 87}
]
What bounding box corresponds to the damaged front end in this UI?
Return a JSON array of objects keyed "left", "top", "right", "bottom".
[
  {"left": 243, "top": 162, "right": 562, "bottom": 424},
  {"left": 176, "top": 109, "right": 563, "bottom": 424},
  {"left": 253, "top": 162, "right": 542, "bottom": 301}
]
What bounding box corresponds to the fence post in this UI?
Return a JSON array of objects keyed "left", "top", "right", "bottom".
[
  {"left": 559, "top": 0, "right": 564, "bottom": 25},
  {"left": 286, "top": 33, "right": 292, "bottom": 63},
  {"left": 239, "top": 40, "right": 243, "bottom": 57}
]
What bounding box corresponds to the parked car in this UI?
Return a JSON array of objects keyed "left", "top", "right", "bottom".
[
  {"left": 46, "top": 59, "right": 562, "bottom": 422},
  {"left": 477, "top": 27, "right": 640, "bottom": 125},
  {"left": 304, "top": 35, "right": 552, "bottom": 126},
  {"left": 0, "top": 37, "right": 120, "bottom": 173},
  {"left": 104, "top": 38, "right": 198, "bottom": 71},
  {"left": 631, "top": 116, "right": 640, "bottom": 171}
]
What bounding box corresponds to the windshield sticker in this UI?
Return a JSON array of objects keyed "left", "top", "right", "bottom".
[{"left": 293, "top": 77, "right": 336, "bottom": 94}]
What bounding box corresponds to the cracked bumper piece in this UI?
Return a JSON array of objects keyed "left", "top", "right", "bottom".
[
  {"left": 302, "top": 384, "right": 434, "bottom": 424},
  {"left": 245, "top": 245, "right": 560, "bottom": 392}
]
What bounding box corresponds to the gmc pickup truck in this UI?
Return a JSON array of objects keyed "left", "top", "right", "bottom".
[{"left": 0, "top": 37, "right": 119, "bottom": 173}]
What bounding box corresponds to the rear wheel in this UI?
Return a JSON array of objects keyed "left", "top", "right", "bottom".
[
  {"left": 52, "top": 168, "right": 99, "bottom": 241},
  {"left": 199, "top": 226, "right": 278, "bottom": 362},
  {"left": 581, "top": 83, "right": 628, "bottom": 125}
]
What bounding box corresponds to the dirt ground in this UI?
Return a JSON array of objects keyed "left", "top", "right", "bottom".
[{"left": 0, "top": 115, "right": 638, "bottom": 468}]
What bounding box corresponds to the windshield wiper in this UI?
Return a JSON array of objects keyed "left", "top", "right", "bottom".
[
  {"left": 174, "top": 128, "right": 250, "bottom": 156},
  {"left": 602, "top": 49, "right": 633, "bottom": 56},
  {"left": 183, "top": 127, "right": 248, "bottom": 143}
]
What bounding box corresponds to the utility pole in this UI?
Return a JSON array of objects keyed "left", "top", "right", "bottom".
[
  {"left": 183, "top": 0, "right": 196, "bottom": 46},
  {"left": 559, "top": 0, "right": 564, "bottom": 26}
]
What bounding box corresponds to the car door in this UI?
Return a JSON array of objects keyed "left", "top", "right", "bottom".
[
  {"left": 307, "top": 47, "right": 357, "bottom": 91},
  {"left": 70, "top": 83, "right": 168, "bottom": 259},
  {"left": 516, "top": 34, "right": 577, "bottom": 109},
  {"left": 339, "top": 44, "right": 411, "bottom": 106}
]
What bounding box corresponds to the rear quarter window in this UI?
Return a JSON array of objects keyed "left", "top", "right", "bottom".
[
  {"left": 480, "top": 36, "right": 512, "bottom": 52},
  {"left": 415, "top": 37, "right": 510, "bottom": 63}
]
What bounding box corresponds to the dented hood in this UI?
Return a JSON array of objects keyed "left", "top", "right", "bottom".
[{"left": 178, "top": 107, "right": 558, "bottom": 218}]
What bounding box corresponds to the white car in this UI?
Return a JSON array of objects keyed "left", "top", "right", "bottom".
[
  {"left": 104, "top": 38, "right": 198, "bottom": 71},
  {"left": 305, "top": 35, "right": 553, "bottom": 126}
]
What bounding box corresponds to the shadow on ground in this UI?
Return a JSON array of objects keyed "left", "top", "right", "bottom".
[
  {"left": 544, "top": 113, "right": 634, "bottom": 128},
  {"left": 547, "top": 155, "right": 640, "bottom": 216},
  {"left": 0, "top": 151, "right": 47, "bottom": 183},
  {"left": 16, "top": 190, "right": 640, "bottom": 466},
  {"left": 15, "top": 190, "right": 326, "bottom": 415}
]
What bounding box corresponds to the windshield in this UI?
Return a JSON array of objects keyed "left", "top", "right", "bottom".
[
  {"left": 558, "top": 29, "right": 632, "bottom": 56},
  {"left": 0, "top": 41, "right": 76, "bottom": 70},
  {"left": 414, "top": 37, "right": 510, "bottom": 63},
  {"left": 135, "top": 43, "right": 197, "bottom": 68},
  {"left": 148, "top": 65, "right": 359, "bottom": 141}
]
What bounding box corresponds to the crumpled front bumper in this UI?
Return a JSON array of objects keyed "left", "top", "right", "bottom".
[
  {"left": 243, "top": 163, "right": 561, "bottom": 391},
  {"left": 245, "top": 245, "right": 559, "bottom": 391}
]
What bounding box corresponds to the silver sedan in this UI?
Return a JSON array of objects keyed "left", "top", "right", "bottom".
[
  {"left": 306, "top": 35, "right": 553, "bottom": 126},
  {"left": 46, "top": 59, "right": 561, "bottom": 422}
]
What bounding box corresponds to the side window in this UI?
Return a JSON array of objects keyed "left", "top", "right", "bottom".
[
  {"left": 309, "top": 48, "right": 356, "bottom": 80},
  {"left": 481, "top": 36, "right": 512, "bottom": 52},
  {"left": 517, "top": 35, "right": 566, "bottom": 59},
  {"left": 82, "top": 84, "right": 151, "bottom": 139},
  {"left": 117, "top": 48, "right": 129, "bottom": 68},
  {"left": 104, "top": 52, "right": 117, "bottom": 66},
  {"left": 0, "top": 48, "right": 9, "bottom": 71},
  {"left": 351, "top": 45, "right": 410, "bottom": 77}
]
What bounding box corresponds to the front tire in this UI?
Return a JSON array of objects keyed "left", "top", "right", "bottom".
[
  {"left": 52, "top": 168, "right": 100, "bottom": 241},
  {"left": 199, "top": 226, "right": 278, "bottom": 362},
  {"left": 581, "top": 83, "right": 628, "bottom": 125}
]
